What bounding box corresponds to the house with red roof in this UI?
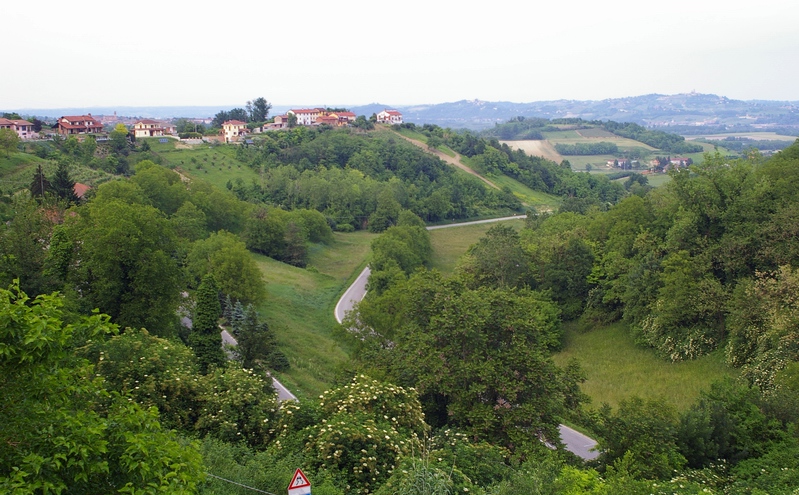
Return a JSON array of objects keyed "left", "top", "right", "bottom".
[
  {"left": 54, "top": 115, "right": 103, "bottom": 136},
  {"left": 376, "top": 109, "right": 403, "bottom": 124},
  {"left": 287, "top": 108, "right": 324, "bottom": 126},
  {"left": 331, "top": 111, "right": 357, "bottom": 125}
]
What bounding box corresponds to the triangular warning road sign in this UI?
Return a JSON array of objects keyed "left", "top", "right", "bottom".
[{"left": 288, "top": 468, "right": 311, "bottom": 489}]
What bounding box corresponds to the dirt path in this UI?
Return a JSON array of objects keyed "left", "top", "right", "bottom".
[{"left": 392, "top": 132, "right": 500, "bottom": 190}]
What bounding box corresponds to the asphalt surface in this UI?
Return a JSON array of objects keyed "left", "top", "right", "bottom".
[
  {"left": 559, "top": 424, "right": 600, "bottom": 460},
  {"left": 181, "top": 316, "right": 297, "bottom": 402}
]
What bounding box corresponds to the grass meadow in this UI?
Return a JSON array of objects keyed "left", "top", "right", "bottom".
[
  {"left": 254, "top": 230, "right": 377, "bottom": 398},
  {"left": 428, "top": 218, "right": 525, "bottom": 274},
  {"left": 553, "top": 322, "right": 735, "bottom": 411}
]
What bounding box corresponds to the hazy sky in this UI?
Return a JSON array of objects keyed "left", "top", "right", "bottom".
[{"left": 4, "top": 0, "right": 798, "bottom": 110}]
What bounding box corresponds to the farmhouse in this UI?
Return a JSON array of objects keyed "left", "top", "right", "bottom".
[
  {"left": 222, "top": 120, "right": 248, "bottom": 143},
  {"left": 376, "top": 109, "right": 403, "bottom": 124},
  {"left": 54, "top": 115, "right": 103, "bottom": 136}
]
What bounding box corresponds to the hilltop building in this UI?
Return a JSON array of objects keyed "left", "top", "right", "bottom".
[{"left": 376, "top": 109, "right": 403, "bottom": 124}]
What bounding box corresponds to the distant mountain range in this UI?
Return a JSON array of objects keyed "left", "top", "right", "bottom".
[
  {"left": 7, "top": 93, "right": 799, "bottom": 134},
  {"left": 362, "top": 93, "right": 799, "bottom": 133}
]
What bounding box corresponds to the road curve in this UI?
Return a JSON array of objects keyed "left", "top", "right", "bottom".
[
  {"left": 333, "top": 215, "right": 600, "bottom": 460},
  {"left": 334, "top": 216, "right": 527, "bottom": 324}
]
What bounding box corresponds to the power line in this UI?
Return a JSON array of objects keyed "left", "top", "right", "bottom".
[{"left": 205, "top": 473, "right": 278, "bottom": 494}]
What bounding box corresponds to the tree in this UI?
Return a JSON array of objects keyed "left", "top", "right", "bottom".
[
  {"left": 189, "top": 273, "right": 224, "bottom": 373},
  {"left": 108, "top": 123, "right": 130, "bottom": 155},
  {"left": 594, "top": 396, "right": 686, "bottom": 480},
  {"left": 456, "top": 223, "right": 530, "bottom": 289},
  {"left": 349, "top": 271, "right": 579, "bottom": 449},
  {"left": 0, "top": 128, "right": 20, "bottom": 157},
  {"left": 0, "top": 284, "right": 205, "bottom": 493},
  {"left": 246, "top": 97, "right": 272, "bottom": 122},
  {"left": 64, "top": 197, "right": 182, "bottom": 336},
  {"left": 50, "top": 160, "right": 79, "bottom": 204},
  {"left": 0, "top": 197, "right": 57, "bottom": 296},
  {"left": 29, "top": 163, "right": 51, "bottom": 199},
  {"left": 186, "top": 231, "right": 265, "bottom": 304},
  {"left": 233, "top": 304, "right": 288, "bottom": 371},
  {"left": 229, "top": 107, "right": 248, "bottom": 122}
]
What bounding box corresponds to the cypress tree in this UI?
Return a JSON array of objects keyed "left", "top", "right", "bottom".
[
  {"left": 50, "top": 161, "right": 79, "bottom": 204},
  {"left": 30, "top": 164, "right": 51, "bottom": 200},
  {"left": 189, "top": 274, "right": 224, "bottom": 373}
]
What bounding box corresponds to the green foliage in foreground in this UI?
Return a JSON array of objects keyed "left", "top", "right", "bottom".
[{"left": 0, "top": 284, "right": 205, "bottom": 493}]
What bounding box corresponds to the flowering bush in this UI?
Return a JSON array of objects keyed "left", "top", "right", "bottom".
[
  {"left": 318, "top": 375, "right": 428, "bottom": 437},
  {"left": 194, "top": 364, "right": 279, "bottom": 448}
]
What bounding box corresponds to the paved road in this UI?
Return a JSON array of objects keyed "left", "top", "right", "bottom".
[
  {"left": 334, "top": 266, "right": 371, "bottom": 323},
  {"left": 333, "top": 215, "right": 601, "bottom": 460},
  {"left": 334, "top": 216, "right": 527, "bottom": 324},
  {"left": 559, "top": 424, "right": 599, "bottom": 460},
  {"left": 181, "top": 316, "right": 297, "bottom": 402}
]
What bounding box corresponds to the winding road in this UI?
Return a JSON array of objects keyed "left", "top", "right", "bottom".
[
  {"left": 332, "top": 215, "right": 599, "bottom": 461},
  {"left": 181, "top": 316, "right": 298, "bottom": 402}
]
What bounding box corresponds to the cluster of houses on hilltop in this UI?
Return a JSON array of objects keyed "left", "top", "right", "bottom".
[
  {"left": 13, "top": 108, "right": 403, "bottom": 144},
  {"left": 223, "top": 108, "right": 403, "bottom": 143}
]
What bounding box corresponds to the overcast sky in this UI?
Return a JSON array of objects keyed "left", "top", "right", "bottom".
[{"left": 3, "top": 0, "right": 798, "bottom": 111}]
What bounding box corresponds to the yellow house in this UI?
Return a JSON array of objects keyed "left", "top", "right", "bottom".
[{"left": 222, "top": 120, "right": 248, "bottom": 143}]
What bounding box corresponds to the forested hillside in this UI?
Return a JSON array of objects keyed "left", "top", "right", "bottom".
[
  {"left": 341, "top": 140, "right": 799, "bottom": 493},
  {"left": 1, "top": 124, "right": 799, "bottom": 493}
]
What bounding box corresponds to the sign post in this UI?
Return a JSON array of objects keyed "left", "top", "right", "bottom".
[{"left": 287, "top": 468, "right": 311, "bottom": 495}]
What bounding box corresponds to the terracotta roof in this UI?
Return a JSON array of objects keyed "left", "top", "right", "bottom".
[
  {"left": 290, "top": 108, "right": 323, "bottom": 114},
  {"left": 0, "top": 118, "right": 13, "bottom": 126},
  {"left": 336, "top": 111, "right": 356, "bottom": 117},
  {"left": 61, "top": 115, "right": 101, "bottom": 124},
  {"left": 74, "top": 183, "right": 90, "bottom": 199},
  {"left": 222, "top": 120, "right": 247, "bottom": 126},
  {"left": 134, "top": 119, "right": 161, "bottom": 125}
]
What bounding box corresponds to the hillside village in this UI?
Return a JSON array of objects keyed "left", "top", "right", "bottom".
[{"left": 0, "top": 108, "right": 404, "bottom": 144}]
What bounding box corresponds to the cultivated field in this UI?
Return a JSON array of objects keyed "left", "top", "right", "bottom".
[
  {"left": 499, "top": 139, "right": 563, "bottom": 163},
  {"left": 685, "top": 132, "right": 798, "bottom": 141}
]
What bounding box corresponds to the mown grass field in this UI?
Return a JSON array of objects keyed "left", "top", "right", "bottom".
[
  {"left": 428, "top": 218, "right": 525, "bottom": 274},
  {"left": 254, "top": 230, "right": 377, "bottom": 398},
  {"left": 553, "top": 322, "right": 735, "bottom": 411}
]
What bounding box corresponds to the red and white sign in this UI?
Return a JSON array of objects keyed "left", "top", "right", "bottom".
[{"left": 287, "top": 468, "right": 311, "bottom": 495}]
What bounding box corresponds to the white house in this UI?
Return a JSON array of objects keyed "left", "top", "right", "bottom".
[
  {"left": 287, "top": 108, "right": 324, "bottom": 126},
  {"left": 376, "top": 109, "right": 403, "bottom": 124}
]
